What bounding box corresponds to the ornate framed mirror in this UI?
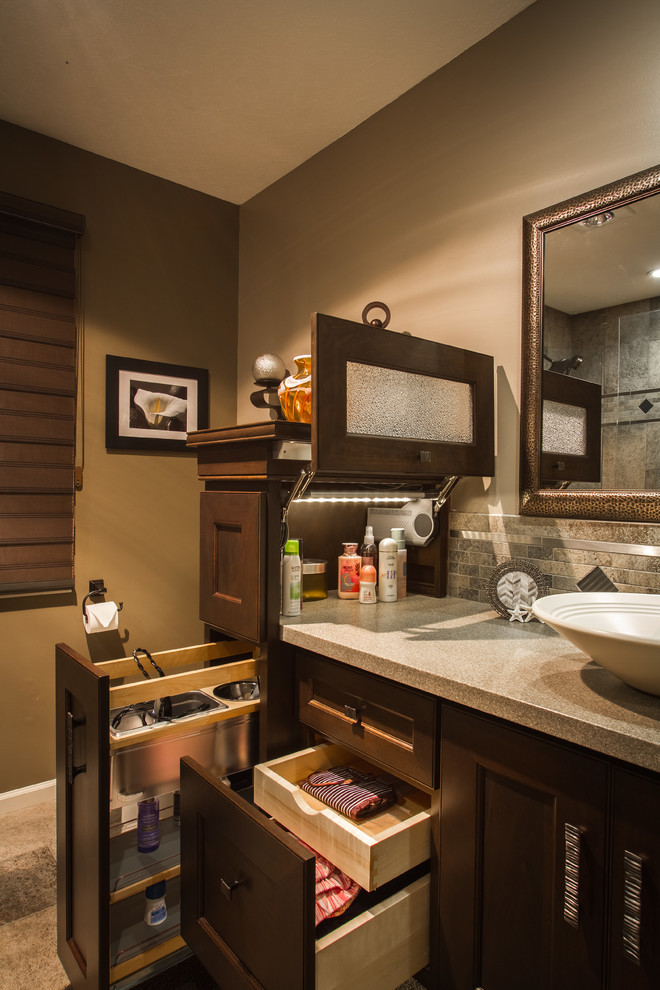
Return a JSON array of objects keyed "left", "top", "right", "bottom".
[{"left": 519, "top": 163, "right": 660, "bottom": 521}]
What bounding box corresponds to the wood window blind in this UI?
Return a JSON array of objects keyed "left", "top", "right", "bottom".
[{"left": 0, "top": 192, "right": 85, "bottom": 594}]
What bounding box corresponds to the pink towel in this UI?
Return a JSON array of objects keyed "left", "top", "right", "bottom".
[{"left": 299, "top": 840, "right": 361, "bottom": 925}]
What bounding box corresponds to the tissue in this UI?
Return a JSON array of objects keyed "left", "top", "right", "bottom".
[{"left": 84, "top": 601, "right": 120, "bottom": 634}]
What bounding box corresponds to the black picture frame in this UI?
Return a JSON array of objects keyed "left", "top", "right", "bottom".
[{"left": 105, "top": 355, "right": 209, "bottom": 451}]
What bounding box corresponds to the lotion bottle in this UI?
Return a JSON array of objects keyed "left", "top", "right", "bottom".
[
  {"left": 281, "top": 539, "right": 302, "bottom": 616},
  {"left": 378, "top": 536, "right": 398, "bottom": 602},
  {"left": 391, "top": 527, "right": 407, "bottom": 598},
  {"left": 338, "top": 542, "right": 360, "bottom": 599},
  {"left": 359, "top": 564, "right": 377, "bottom": 604}
]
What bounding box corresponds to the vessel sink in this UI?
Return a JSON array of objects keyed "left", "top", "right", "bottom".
[
  {"left": 110, "top": 690, "right": 226, "bottom": 735},
  {"left": 532, "top": 592, "right": 660, "bottom": 695}
]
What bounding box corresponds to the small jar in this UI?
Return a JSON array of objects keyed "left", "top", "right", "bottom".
[{"left": 302, "top": 559, "right": 327, "bottom": 601}]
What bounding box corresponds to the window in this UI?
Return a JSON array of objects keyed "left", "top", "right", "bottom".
[{"left": 0, "top": 192, "right": 84, "bottom": 594}]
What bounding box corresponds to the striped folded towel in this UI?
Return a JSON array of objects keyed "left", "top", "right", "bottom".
[
  {"left": 299, "top": 840, "right": 361, "bottom": 924},
  {"left": 300, "top": 765, "right": 396, "bottom": 820}
]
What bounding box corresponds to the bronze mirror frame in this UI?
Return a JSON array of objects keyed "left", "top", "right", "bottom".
[{"left": 519, "top": 162, "right": 660, "bottom": 522}]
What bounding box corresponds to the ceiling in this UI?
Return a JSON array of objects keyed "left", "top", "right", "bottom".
[
  {"left": 544, "top": 192, "right": 660, "bottom": 314},
  {"left": 0, "top": 0, "right": 534, "bottom": 205}
]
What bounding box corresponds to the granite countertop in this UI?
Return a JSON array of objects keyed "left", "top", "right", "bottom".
[{"left": 280, "top": 593, "right": 660, "bottom": 773}]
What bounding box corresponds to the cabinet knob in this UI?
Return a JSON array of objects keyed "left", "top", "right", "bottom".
[
  {"left": 220, "top": 877, "right": 244, "bottom": 901},
  {"left": 344, "top": 704, "right": 361, "bottom": 724}
]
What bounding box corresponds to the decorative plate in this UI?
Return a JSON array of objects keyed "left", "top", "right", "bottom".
[{"left": 488, "top": 559, "right": 549, "bottom": 622}]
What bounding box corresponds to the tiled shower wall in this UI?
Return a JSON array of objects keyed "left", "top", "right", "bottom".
[{"left": 448, "top": 511, "right": 660, "bottom": 603}]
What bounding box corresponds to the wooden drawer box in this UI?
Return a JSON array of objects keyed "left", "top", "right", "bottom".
[
  {"left": 253, "top": 742, "right": 432, "bottom": 890},
  {"left": 180, "top": 757, "right": 429, "bottom": 990},
  {"left": 296, "top": 652, "right": 438, "bottom": 789}
]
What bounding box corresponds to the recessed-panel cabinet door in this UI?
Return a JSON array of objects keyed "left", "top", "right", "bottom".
[
  {"left": 199, "top": 491, "right": 266, "bottom": 641},
  {"left": 439, "top": 705, "right": 608, "bottom": 990},
  {"left": 609, "top": 766, "right": 660, "bottom": 990},
  {"left": 56, "top": 643, "right": 110, "bottom": 990},
  {"left": 180, "top": 757, "right": 316, "bottom": 990}
]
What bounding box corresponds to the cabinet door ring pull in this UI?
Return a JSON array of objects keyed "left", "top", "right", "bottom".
[{"left": 220, "top": 877, "right": 245, "bottom": 901}]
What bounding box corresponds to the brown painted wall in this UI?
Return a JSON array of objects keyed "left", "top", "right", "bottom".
[
  {"left": 0, "top": 121, "right": 239, "bottom": 791},
  {"left": 4, "top": 0, "right": 660, "bottom": 791},
  {"left": 236, "top": 0, "right": 660, "bottom": 517}
]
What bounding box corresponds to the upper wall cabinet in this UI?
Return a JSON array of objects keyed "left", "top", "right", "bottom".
[
  {"left": 189, "top": 313, "right": 494, "bottom": 489},
  {"left": 311, "top": 313, "right": 494, "bottom": 483}
]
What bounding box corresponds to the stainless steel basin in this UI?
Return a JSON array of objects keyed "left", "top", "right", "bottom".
[
  {"left": 213, "top": 679, "right": 260, "bottom": 701},
  {"left": 110, "top": 690, "right": 226, "bottom": 736},
  {"left": 110, "top": 712, "right": 259, "bottom": 809}
]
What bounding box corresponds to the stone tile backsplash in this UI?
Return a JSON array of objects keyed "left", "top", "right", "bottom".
[{"left": 448, "top": 511, "right": 660, "bottom": 604}]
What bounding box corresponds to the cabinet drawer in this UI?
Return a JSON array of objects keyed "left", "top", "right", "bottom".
[
  {"left": 254, "top": 742, "right": 431, "bottom": 890},
  {"left": 296, "top": 652, "right": 438, "bottom": 789},
  {"left": 180, "top": 757, "right": 429, "bottom": 990}
]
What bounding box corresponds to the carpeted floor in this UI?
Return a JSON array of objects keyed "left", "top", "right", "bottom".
[{"left": 0, "top": 799, "right": 425, "bottom": 990}]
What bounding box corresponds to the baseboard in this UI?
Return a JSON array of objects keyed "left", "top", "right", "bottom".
[{"left": 0, "top": 778, "right": 56, "bottom": 813}]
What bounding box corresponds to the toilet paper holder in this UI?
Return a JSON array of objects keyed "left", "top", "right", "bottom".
[{"left": 82, "top": 586, "right": 124, "bottom": 619}]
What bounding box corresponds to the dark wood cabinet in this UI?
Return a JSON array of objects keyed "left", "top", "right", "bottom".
[
  {"left": 438, "top": 704, "right": 608, "bottom": 990},
  {"left": 56, "top": 639, "right": 262, "bottom": 990},
  {"left": 180, "top": 747, "right": 432, "bottom": 990},
  {"left": 179, "top": 652, "right": 436, "bottom": 990},
  {"left": 609, "top": 766, "right": 660, "bottom": 990},
  {"left": 180, "top": 758, "right": 316, "bottom": 990},
  {"left": 199, "top": 490, "right": 266, "bottom": 639}
]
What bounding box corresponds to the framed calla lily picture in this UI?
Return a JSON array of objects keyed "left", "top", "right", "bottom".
[{"left": 105, "top": 355, "right": 209, "bottom": 451}]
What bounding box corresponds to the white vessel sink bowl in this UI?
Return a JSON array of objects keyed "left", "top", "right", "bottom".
[{"left": 532, "top": 593, "right": 660, "bottom": 695}]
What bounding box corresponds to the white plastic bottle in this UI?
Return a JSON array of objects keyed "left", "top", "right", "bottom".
[
  {"left": 144, "top": 880, "right": 167, "bottom": 926},
  {"left": 281, "top": 539, "right": 302, "bottom": 616},
  {"left": 391, "top": 527, "right": 407, "bottom": 598},
  {"left": 378, "top": 536, "right": 398, "bottom": 602},
  {"left": 359, "top": 564, "right": 377, "bottom": 604}
]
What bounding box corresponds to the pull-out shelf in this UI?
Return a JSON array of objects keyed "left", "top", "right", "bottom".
[
  {"left": 253, "top": 742, "right": 432, "bottom": 890},
  {"left": 56, "top": 637, "right": 263, "bottom": 990}
]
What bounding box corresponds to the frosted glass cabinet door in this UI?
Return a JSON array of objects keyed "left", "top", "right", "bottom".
[{"left": 311, "top": 312, "right": 494, "bottom": 481}]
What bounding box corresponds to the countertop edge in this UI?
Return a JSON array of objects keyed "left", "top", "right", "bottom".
[{"left": 280, "top": 598, "right": 660, "bottom": 774}]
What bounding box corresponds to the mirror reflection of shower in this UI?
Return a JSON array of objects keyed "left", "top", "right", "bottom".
[{"left": 543, "top": 352, "right": 583, "bottom": 375}]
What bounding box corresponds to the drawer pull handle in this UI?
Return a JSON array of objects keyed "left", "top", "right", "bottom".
[
  {"left": 623, "top": 850, "right": 643, "bottom": 965},
  {"left": 344, "top": 704, "right": 361, "bottom": 724},
  {"left": 563, "top": 823, "right": 582, "bottom": 929},
  {"left": 220, "top": 877, "right": 244, "bottom": 901},
  {"left": 65, "top": 711, "right": 86, "bottom": 785}
]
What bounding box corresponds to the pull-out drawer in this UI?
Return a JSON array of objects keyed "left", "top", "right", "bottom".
[
  {"left": 180, "top": 757, "right": 429, "bottom": 990},
  {"left": 253, "top": 742, "right": 431, "bottom": 890},
  {"left": 296, "top": 651, "right": 438, "bottom": 789}
]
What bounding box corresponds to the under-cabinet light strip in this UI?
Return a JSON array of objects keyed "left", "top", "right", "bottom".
[
  {"left": 296, "top": 495, "right": 413, "bottom": 503},
  {"left": 450, "top": 530, "right": 660, "bottom": 558}
]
